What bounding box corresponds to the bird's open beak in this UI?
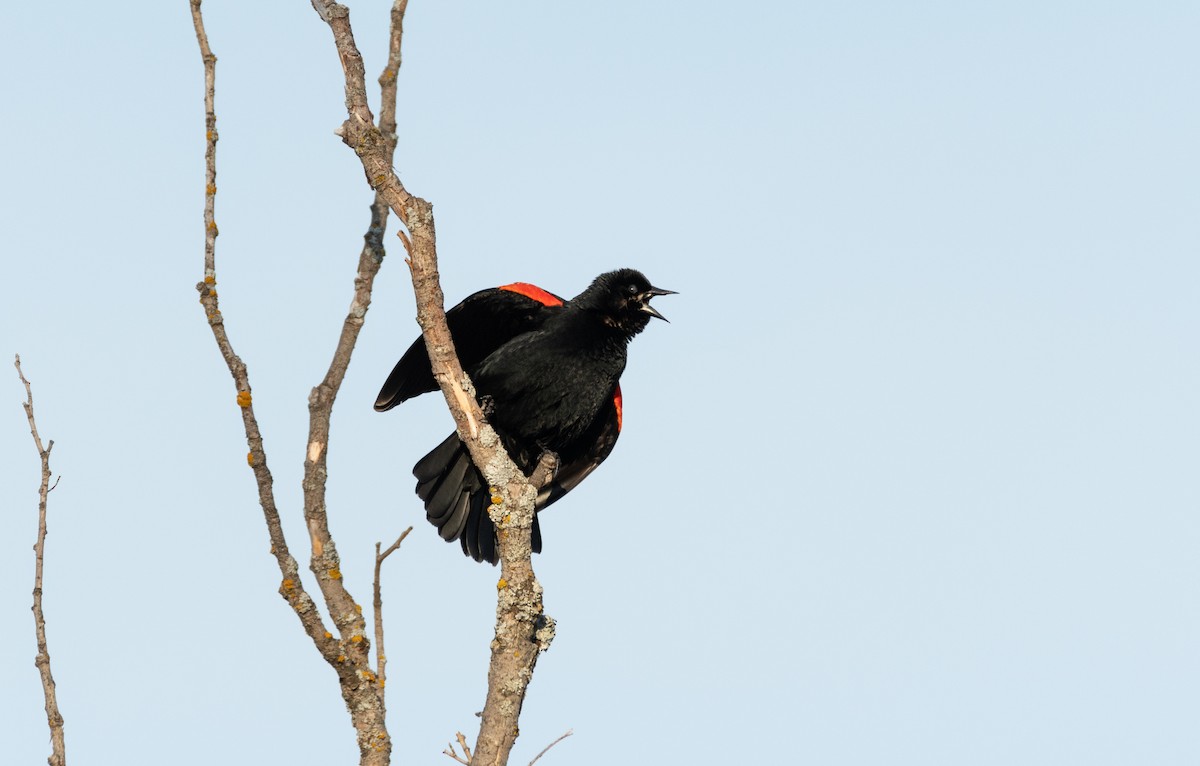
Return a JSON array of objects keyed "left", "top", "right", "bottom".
[{"left": 639, "top": 286, "right": 677, "bottom": 322}]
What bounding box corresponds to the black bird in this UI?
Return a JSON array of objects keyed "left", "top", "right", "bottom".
[{"left": 375, "top": 268, "right": 674, "bottom": 563}]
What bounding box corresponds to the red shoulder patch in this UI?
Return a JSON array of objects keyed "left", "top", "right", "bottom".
[
  {"left": 613, "top": 384, "right": 623, "bottom": 432},
  {"left": 499, "top": 282, "right": 564, "bottom": 307}
]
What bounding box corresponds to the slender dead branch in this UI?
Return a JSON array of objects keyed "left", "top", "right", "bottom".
[
  {"left": 190, "top": 0, "right": 217, "bottom": 280},
  {"left": 190, "top": 2, "right": 409, "bottom": 764},
  {"left": 527, "top": 730, "right": 573, "bottom": 766},
  {"left": 378, "top": 0, "right": 408, "bottom": 142},
  {"left": 443, "top": 732, "right": 473, "bottom": 765},
  {"left": 294, "top": 3, "right": 414, "bottom": 759},
  {"left": 15, "top": 355, "right": 67, "bottom": 766},
  {"left": 191, "top": 0, "right": 338, "bottom": 667},
  {"left": 308, "top": 3, "right": 554, "bottom": 762},
  {"left": 373, "top": 526, "right": 413, "bottom": 691}
]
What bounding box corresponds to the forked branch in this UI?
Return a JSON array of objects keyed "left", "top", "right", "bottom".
[
  {"left": 308, "top": 2, "right": 555, "bottom": 763},
  {"left": 374, "top": 526, "right": 413, "bottom": 691},
  {"left": 190, "top": 2, "right": 412, "bottom": 764}
]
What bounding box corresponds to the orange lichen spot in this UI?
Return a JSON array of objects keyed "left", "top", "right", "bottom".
[
  {"left": 350, "top": 635, "right": 364, "bottom": 644},
  {"left": 209, "top": 290, "right": 218, "bottom": 299},
  {"left": 337, "top": 654, "right": 347, "bottom": 662},
  {"left": 502, "top": 514, "right": 511, "bottom": 525},
  {"left": 497, "top": 578, "right": 508, "bottom": 590},
  {"left": 204, "top": 275, "right": 216, "bottom": 285},
  {"left": 324, "top": 631, "right": 333, "bottom": 640},
  {"left": 355, "top": 604, "right": 363, "bottom": 614},
  {"left": 328, "top": 568, "right": 342, "bottom": 580},
  {"left": 513, "top": 651, "right": 521, "bottom": 659},
  {"left": 236, "top": 390, "right": 252, "bottom": 408},
  {"left": 246, "top": 451, "right": 254, "bottom": 466},
  {"left": 491, "top": 495, "right": 503, "bottom": 505},
  {"left": 206, "top": 183, "right": 217, "bottom": 196},
  {"left": 282, "top": 578, "right": 296, "bottom": 591},
  {"left": 361, "top": 669, "right": 377, "bottom": 682},
  {"left": 207, "top": 220, "right": 219, "bottom": 233}
]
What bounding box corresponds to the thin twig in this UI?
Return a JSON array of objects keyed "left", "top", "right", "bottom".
[
  {"left": 527, "top": 729, "right": 573, "bottom": 766},
  {"left": 15, "top": 355, "right": 66, "bottom": 766},
  {"left": 308, "top": 3, "right": 554, "bottom": 763},
  {"left": 189, "top": 0, "right": 218, "bottom": 279},
  {"left": 373, "top": 526, "right": 413, "bottom": 690},
  {"left": 458, "top": 732, "right": 473, "bottom": 761},
  {"left": 378, "top": 0, "right": 408, "bottom": 142},
  {"left": 443, "top": 731, "right": 473, "bottom": 764}
]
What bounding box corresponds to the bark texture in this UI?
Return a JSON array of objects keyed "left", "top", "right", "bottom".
[
  {"left": 308, "top": 3, "right": 555, "bottom": 764},
  {"left": 190, "top": 2, "right": 410, "bottom": 764},
  {"left": 192, "top": 1, "right": 555, "bottom": 762}
]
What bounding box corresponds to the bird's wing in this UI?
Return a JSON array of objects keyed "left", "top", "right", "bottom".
[
  {"left": 374, "top": 283, "right": 566, "bottom": 411},
  {"left": 536, "top": 385, "right": 623, "bottom": 510}
]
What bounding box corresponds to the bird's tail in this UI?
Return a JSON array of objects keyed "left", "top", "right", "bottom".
[{"left": 413, "top": 432, "right": 541, "bottom": 564}]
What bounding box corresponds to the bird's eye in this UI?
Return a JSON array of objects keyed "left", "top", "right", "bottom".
[{"left": 627, "top": 284, "right": 638, "bottom": 295}]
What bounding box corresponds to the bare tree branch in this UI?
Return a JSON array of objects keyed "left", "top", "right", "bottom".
[
  {"left": 195, "top": 1, "right": 554, "bottom": 761},
  {"left": 443, "top": 732, "right": 473, "bottom": 765},
  {"left": 527, "top": 730, "right": 573, "bottom": 766},
  {"left": 307, "top": 2, "right": 555, "bottom": 762},
  {"left": 15, "top": 354, "right": 66, "bottom": 766},
  {"left": 378, "top": 0, "right": 408, "bottom": 142},
  {"left": 190, "top": 2, "right": 410, "bottom": 763},
  {"left": 191, "top": 0, "right": 333, "bottom": 654},
  {"left": 373, "top": 526, "right": 413, "bottom": 691}
]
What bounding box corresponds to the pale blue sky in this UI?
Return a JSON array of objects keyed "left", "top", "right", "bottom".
[{"left": 3, "top": 2, "right": 1198, "bottom": 764}]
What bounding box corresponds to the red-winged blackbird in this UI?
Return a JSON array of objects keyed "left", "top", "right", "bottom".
[{"left": 375, "top": 268, "right": 674, "bottom": 563}]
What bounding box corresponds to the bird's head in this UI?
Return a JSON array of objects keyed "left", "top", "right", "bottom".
[{"left": 576, "top": 268, "right": 676, "bottom": 336}]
